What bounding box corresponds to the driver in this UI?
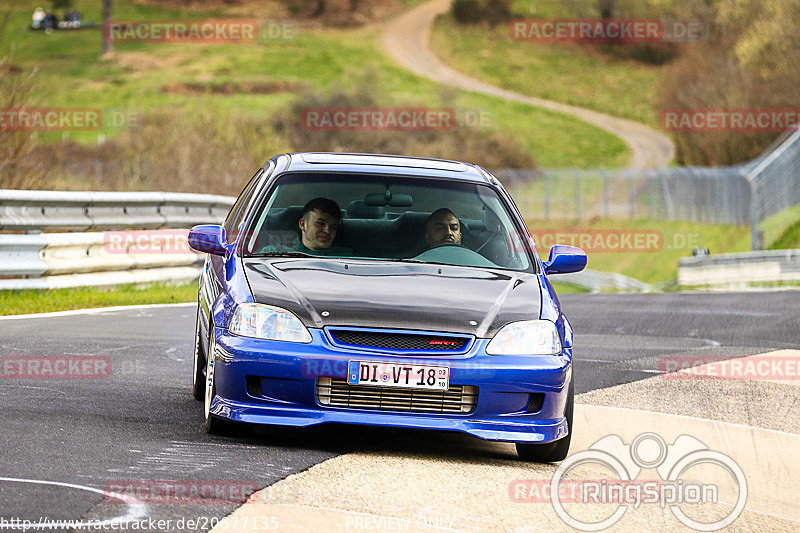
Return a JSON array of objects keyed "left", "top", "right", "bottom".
[{"left": 425, "top": 208, "right": 462, "bottom": 248}]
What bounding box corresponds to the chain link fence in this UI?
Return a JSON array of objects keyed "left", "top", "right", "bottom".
[{"left": 493, "top": 129, "right": 800, "bottom": 250}]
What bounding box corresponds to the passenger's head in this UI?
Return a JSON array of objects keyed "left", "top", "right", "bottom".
[
  {"left": 425, "top": 208, "right": 462, "bottom": 247},
  {"left": 299, "top": 197, "right": 342, "bottom": 250}
]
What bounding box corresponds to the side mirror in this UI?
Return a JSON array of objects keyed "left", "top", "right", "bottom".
[
  {"left": 543, "top": 244, "right": 587, "bottom": 275},
  {"left": 188, "top": 225, "right": 228, "bottom": 256}
]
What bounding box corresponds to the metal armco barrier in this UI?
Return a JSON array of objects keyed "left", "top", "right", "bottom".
[
  {"left": 0, "top": 191, "right": 235, "bottom": 290},
  {"left": 678, "top": 249, "right": 800, "bottom": 287},
  {"left": 558, "top": 269, "right": 653, "bottom": 293},
  {"left": 0, "top": 190, "right": 235, "bottom": 232}
]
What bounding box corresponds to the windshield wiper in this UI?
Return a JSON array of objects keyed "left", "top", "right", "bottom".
[{"left": 247, "top": 251, "right": 313, "bottom": 258}]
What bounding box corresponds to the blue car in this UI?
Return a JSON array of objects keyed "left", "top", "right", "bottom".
[{"left": 189, "top": 153, "right": 586, "bottom": 462}]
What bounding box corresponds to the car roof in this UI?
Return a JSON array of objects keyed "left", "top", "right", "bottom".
[{"left": 271, "top": 152, "right": 494, "bottom": 183}]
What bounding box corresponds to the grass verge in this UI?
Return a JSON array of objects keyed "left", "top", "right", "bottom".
[
  {"left": 2, "top": 0, "right": 628, "bottom": 184},
  {"left": 0, "top": 282, "right": 196, "bottom": 316},
  {"left": 526, "top": 217, "right": 751, "bottom": 284},
  {"left": 430, "top": 15, "right": 663, "bottom": 127}
]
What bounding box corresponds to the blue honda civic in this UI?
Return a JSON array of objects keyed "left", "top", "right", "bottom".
[{"left": 189, "top": 153, "right": 586, "bottom": 462}]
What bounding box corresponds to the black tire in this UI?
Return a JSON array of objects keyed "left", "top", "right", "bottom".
[
  {"left": 516, "top": 378, "right": 574, "bottom": 463},
  {"left": 192, "top": 307, "right": 206, "bottom": 401}
]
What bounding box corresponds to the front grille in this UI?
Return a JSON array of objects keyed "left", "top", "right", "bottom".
[
  {"left": 328, "top": 329, "right": 470, "bottom": 352},
  {"left": 316, "top": 377, "right": 477, "bottom": 414}
]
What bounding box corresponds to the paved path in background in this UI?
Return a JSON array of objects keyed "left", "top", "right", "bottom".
[{"left": 382, "top": 0, "right": 676, "bottom": 169}]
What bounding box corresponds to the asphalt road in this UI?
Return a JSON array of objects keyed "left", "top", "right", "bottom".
[{"left": 0, "top": 291, "right": 797, "bottom": 532}]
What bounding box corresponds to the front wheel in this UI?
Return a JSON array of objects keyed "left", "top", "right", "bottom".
[
  {"left": 203, "top": 324, "right": 231, "bottom": 434},
  {"left": 516, "top": 378, "right": 574, "bottom": 463}
]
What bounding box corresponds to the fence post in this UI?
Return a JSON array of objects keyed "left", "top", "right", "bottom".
[
  {"left": 544, "top": 170, "right": 551, "bottom": 221},
  {"left": 746, "top": 171, "right": 761, "bottom": 250},
  {"left": 572, "top": 168, "right": 582, "bottom": 220},
  {"left": 628, "top": 170, "right": 635, "bottom": 218},
  {"left": 600, "top": 169, "right": 610, "bottom": 218}
]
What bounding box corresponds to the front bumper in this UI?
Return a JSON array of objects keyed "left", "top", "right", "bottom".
[{"left": 209, "top": 328, "right": 572, "bottom": 444}]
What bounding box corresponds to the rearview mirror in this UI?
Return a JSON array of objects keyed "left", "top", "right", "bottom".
[
  {"left": 364, "top": 193, "right": 413, "bottom": 207},
  {"left": 543, "top": 245, "right": 587, "bottom": 275},
  {"left": 188, "top": 225, "right": 228, "bottom": 256}
]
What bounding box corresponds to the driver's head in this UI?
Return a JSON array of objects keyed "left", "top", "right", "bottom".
[
  {"left": 299, "top": 197, "right": 341, "bottom": 251},
  {"left": 425, "top": 208, "right": 461, "bottom": 247}
]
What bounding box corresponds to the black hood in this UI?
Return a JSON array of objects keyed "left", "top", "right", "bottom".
[{"left": 243, "top": 259, "right": 542, "bottom": 338}]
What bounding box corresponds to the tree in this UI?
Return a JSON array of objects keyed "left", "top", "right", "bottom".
[
  {"left": 598, "top": 0, "right": 615, "bottom": 19},
  {"left": 50, "top": 0, "right": 74, "bottom": 9},
  {"left": 102, "top": 0, "right": 112, "bottom": 55}
]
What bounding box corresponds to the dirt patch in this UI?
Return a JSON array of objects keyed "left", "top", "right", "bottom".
[
  {"left": 161, "top": 79, "right": 305, "bottom": 95},
  {"left": 135, "top": 0, "right": 406, "bottom": 26},
  {"left": 108, "top": 51, "right": 190, "bottom": 73},
  {"left": 133, "top": 0, "right": 288, "bottom": 18},
  {"left": 0, "top": 63, "right": 23, "bottom": 75}
]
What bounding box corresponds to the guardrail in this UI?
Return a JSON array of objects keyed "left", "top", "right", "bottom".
[
  {"left": 0, "top": 190, "right": 235, "bottom": 290},
  {"left": 0, "top": 189, "right": 234, "bottom": 232},
  {"left": 678, "top": 249, "right": 800, "bottom": 288}
]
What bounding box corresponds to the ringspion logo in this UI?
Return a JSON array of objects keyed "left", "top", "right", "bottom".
[{"left": 548, "top": 433, "right": 747, "bottom": 531}]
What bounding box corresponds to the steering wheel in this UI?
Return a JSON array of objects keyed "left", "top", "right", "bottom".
[{"left": 412, "top": 243, "right": 497, "bottom": 268}]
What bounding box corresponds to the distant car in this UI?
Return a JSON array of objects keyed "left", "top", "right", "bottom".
[{"left": 189, "top": 153, "right": 586, "bottom": 462}]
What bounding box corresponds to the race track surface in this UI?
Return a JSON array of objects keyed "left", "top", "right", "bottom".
[{"left": 1, "top": 292, "right": 797, "bottom": 531}]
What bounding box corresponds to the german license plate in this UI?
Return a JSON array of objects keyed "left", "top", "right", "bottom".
[{"left": 347, "top": 361, "right": 450, "bottom": 391}]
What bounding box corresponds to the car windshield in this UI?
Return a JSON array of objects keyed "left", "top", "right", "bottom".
[{"left": 242, "top": 172, "right": 533, "bottom": 271}]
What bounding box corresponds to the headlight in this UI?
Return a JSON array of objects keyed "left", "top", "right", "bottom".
[
  {"left": 229, "top": 303, "right": 312, "bottom": 343},
  {"left": 486, "top": 320, "right": 562, "bottom": 355}
]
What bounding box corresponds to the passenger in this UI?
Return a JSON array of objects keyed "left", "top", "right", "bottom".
[
  {"left": 425, "top": 208, "right": 462, "bottom": 248},
  {"left": 260, "top": 197, "right": 352, "bottom": 256}
]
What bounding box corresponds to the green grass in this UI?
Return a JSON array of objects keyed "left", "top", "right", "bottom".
[
  {"left": 526, "top": 217, "right": 751, "bottom": 284},
  {"left": 430, "top": 16, "right": 663, "bottom": 127},
  {"left": 769, "top": 220, "right": 800, "bottom": 249},
  {"left": 1, "top": 0, "right": 628, "bottom": 168},
  {"left": 0, "top": 282, "right": 196, "bottom": 316},
  {"left": 760, "top": 204, "right": 800, "bottom": 249},
  {"left": 550, "top": 281, "right": 590, "bottom": 294}
]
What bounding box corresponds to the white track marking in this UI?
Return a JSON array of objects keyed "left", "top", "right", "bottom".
[
  {"left": 0, "top": 303, "right": 194, "bottom": 321},
  {"left": 0, "top": 477, "right": 148, "bottom": 529}
]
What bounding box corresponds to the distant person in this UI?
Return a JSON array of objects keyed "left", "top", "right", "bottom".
[
  {"left": 259, "top": 198, "right": 352, "bottom": 256},
  {"left": 425, "top": 208, "right": 462, "bottom": 248},
  {"left": 42, "top": 11, "right": 58, "bottom": 31},
  {"left": 31, "top": 7, "right": 45, "bottom": 29}
]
